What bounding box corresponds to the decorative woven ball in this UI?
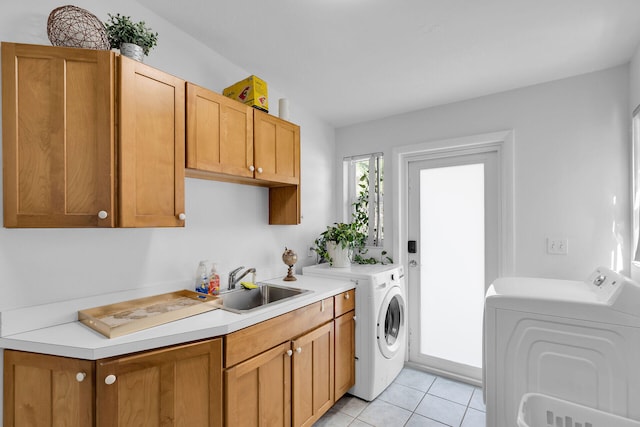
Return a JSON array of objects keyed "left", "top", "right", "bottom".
[{"left": 47, "top": 5, "right": 109, "bottom": 50}]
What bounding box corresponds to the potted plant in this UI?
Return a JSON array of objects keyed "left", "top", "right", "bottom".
[
  {"left": 104, "top": 13, "right": 158, "bottom": 61},
  {"left": 314, "top": 222, "right": 367, "bottom": 267}
]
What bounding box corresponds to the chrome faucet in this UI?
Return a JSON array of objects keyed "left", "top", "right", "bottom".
[{"left": 228, "top": 266, "right": 256, "bottom": 290}]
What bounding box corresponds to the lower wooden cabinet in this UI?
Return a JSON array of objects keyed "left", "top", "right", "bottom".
[
  {"left": 3, "top": 292, "right": 355, "bottom": 427},
  {"left": 292, "top": 322, "right": 334, "bottom": 427},
  {"left": 225, "top": 322, "right": 335, "bottom": 427},
  {"left": 97, "top": 339, "right": 222, "bottom": 427},
  {"left": 4, "top": 350, "right": 95, "bottom": 427},
  {"left": 225, "top": 342, "right": 292, "bottom": 426},
  {"left": 334, "top": 310, "right": 356, "bottom": 400},
  {"left": 4, "top": 339, "right": 222, "bottom": 427}
]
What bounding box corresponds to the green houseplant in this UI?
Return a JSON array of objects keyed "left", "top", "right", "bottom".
[
  {"left": 104, "top": 13, "right": 158, "bottom": 61},
  {"left": 314, "top": 222, "right": 367, "bottom": 267},
  {"left": 314, "top": 184, "right": 392, "bottom": 266}
]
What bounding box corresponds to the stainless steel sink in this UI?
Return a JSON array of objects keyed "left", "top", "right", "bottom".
[{"left": 216, "top": 283, "right": 311, "bottom": 313}]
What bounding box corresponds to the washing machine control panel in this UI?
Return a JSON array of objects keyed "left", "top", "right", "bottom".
[{"left": 587, "top": 268, "right": 625, "bottom": 303}]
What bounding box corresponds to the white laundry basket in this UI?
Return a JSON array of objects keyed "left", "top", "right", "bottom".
[{"left": 517, "top": 393, "right": 640, "bottom": 427}]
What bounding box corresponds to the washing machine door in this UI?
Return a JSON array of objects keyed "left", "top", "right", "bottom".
[{"left": 377, "top": 285, "right": 406, "bottom": 359}]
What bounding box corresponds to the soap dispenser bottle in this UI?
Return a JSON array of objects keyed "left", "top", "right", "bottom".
[
  {"left": 208, "top": 263, "right": 220, "bottom": 295},
  {"left": 195, "top": 261, "right": 209, "bottom": 294}
]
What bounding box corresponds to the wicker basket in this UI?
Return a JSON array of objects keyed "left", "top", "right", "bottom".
[{"left": 47, "top": 5, "right": 110, "bottom": 50}]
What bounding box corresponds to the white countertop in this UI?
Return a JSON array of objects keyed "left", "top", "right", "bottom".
[{"left": 0, "top": 275, "right": 354, "bottom": 360}]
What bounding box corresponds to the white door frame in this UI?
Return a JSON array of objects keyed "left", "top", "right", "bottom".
[{"left": 392, "top": 130, "right": 516, "bottom": 365}]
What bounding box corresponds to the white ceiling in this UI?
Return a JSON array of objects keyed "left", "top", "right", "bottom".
[{"left": 139, "top": 0, "right": 640, "bottom": 128}]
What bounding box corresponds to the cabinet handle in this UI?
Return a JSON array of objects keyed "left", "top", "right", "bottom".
[
  {"left": 76, "top": 372, "right": 86, "bottom": 382},
  {"left": 104, "top": 374, "right": 117, "bottom": 385},
  {"left": 249, "top": 165, "right": 255, "bottom": 172},
  {"left": 97, "top": 210, "right": 108, "bottom": 220},
  {"left": 286, "top": 349, "right": 293, "bottom": 357},
  {"left": 345, "top": 293, "right": 350, "bottom": 300},
  {"left": 296, "top": 347, "right": 302, "bottom": 354},
  {"left": 257, "top": 167, "right": 263, "bottom": 174},
  {"left": 177, "top": 213, "right": 186, "bottom": 221}
]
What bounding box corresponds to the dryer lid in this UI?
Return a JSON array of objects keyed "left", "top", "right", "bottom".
[{"left": 485, "top": 267, "right": 640, "bottom": 324}]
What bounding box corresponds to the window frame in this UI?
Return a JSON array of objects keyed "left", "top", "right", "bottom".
[{"left": 343, "top": 152, "right": 384, "bottom": 247}]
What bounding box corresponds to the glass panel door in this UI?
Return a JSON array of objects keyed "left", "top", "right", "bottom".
[{"left": 407, "top": 152, "right": 498, "bottom": 383}]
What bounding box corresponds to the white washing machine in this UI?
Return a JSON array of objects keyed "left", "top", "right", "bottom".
[
  {"left": 303, "top": 263, "right": 406, "bottom": 401},
  {"left": 484, "top": 267, "right": 640, "bottom": 427}
]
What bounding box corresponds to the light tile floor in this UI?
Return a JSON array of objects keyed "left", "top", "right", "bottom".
[{"left": 315, "top": 366, "right": 486, "bottom": 427}]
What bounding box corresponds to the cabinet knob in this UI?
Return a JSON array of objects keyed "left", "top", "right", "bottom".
[
  {"left": 296, "top": 347, "right": 302, "bottom": 354},
  {"left": 97, "top": 210, "right": 108, "bottom": 220},
  {"left": 257, "top": 167, "right": 263, "bottom": 174},
  {"left": 177, "top": 213, "right": 186, "bottom": 221},
  {"left": 345, "top": 293, "right": 350, "bottom": 300},
  {"left": 104, "top": 374, "right": 117, "bottom": 385},
  {"left": 286, "top": 349, "right": 293, "bottom": 357},
  {"left": 249, "top": 165, "right": 255, "bottom": 172},
  {"left": 76, "top": 372, "right": 86, "bottom": 382}
]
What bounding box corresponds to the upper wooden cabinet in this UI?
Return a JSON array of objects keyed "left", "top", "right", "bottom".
[
  {"left": 186, "top": 82, "right": 253, "bottom": 178},
  {"left": 118, "top": 56, "right": 185, "bottom": 227},
  {"left": 185, "top": 86, "right": 301, "bottom": 225},
  {"left": 185, "top": 89, "right": 299, "bottom": 187},
  {"left": 253, "top": 109, "right": 300, "bottom": 185},
  {"left": 2, "top": 43, "right": 116, "bottom": 227},
  {"left": 1, "top": 42, "right": 185, "bottom": 228}
]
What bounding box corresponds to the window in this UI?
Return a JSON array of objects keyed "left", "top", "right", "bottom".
[
  {"left": 344, "top": 153, "right": 384, "bottom": 247},
  {"left": 633, "top": 106, "right": 640, "bottom": 265}
]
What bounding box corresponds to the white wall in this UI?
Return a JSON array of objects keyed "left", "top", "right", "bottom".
[
  {"left": 337, "top": 65, "right": 630, "bottom": 280},
  {"left": 629, "top": 44, "right": 640, "bottom": 282},
  {"left": 0, "top": 0, "right": 336, "bottom": 312}
]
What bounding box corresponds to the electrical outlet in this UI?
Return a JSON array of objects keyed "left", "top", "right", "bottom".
[
  {"left": 547, "top": 238, "right": 568, "bottom": 255},
  {"left": 307, "top": 246, "right": 315, "bottom": 258}
]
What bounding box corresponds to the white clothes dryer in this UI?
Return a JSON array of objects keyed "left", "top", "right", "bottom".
[
  {"left": 303, "top": 263, "right": 406, "bottom": 401},
  {"left": 484, "top": 267, "right": 640, "bottom": 427}
]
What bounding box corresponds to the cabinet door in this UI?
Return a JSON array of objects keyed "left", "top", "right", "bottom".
[
  {"left": 292, "top": 322, "right": 334, "bottom": 427},
  {"left": 185, "top": 83, "right": 253, "bottom": 178},
  {"left": 334, "top": 310, "right": 356, "bottom": 400},
  {"left": 118, "top": 55, "right": 186, "bottom": 227},
  {"left": 2, "top": 42, "right": 116, "bottom": 227},
  {"left": 334, "top": 290, "right": 356, "bottom": 318},
  {"left": 225, "top": 342, "right": 292, "bottom": 427},
  {"left": 253, "top": 110, "right": 300, "bottom": 185},
  {"left": 4, "top": 349, "right": 95, "bottom": 427},
  {"left": 96, "top": 339, "right": 222, "bottom": 427}
]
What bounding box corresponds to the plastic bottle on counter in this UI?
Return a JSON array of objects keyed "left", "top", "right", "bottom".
[
  {"left": 208, "top": 263, "right": 220, "bottom": 295},
  {"left": 195, "top": 261, "right": 209, "bottom": 294}
]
